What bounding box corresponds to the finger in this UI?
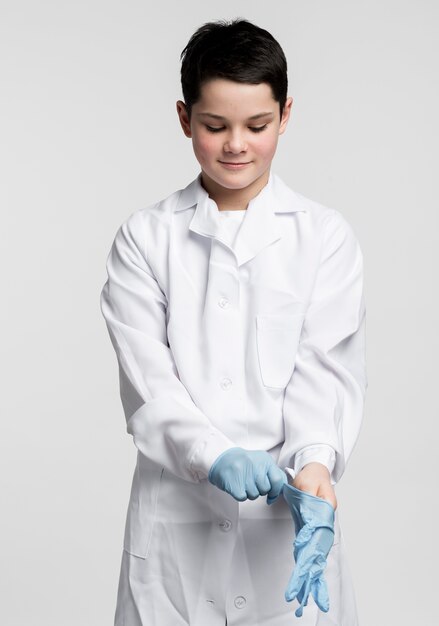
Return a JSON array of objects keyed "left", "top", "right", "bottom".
[
  {"left": 294, "top": 573, "right": 312, "bottom": 618},
  {"left": 224, "top": 476, "right": 248, "bottom": 502},
  {"left": 266, "top": 493, "right": 279, "bottom": 505},
  {"left": 285, "top": 565, "right": 308, "bottom": 602},
  {"left": 296, "top": 559, "right": 318, "bottom": 606},
  {"left": 288, "top": 558, "right": 318, "bottom": 606},
  {"left": 312, "top": 574, "right": 330, "bottom": 613},
  {"left": 246, "top": 481, "right": 260, "bottom": 500},
  {"left": 296, "top": 577, "right": 306, "bottom": 606},
  {"left": 254, "top": 471, "right": 271, "bottom": 495},
  {"left": 267, "top": 465, "right": 287, "bottom": 501},
  {"left": 229, "top": 489, "right": 248, "bottom": 501}
]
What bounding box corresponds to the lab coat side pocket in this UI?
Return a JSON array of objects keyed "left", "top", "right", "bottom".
[
  {"left": 256, "top": 313, "right": 305, "bottom": 389},
  {"left": 123, "top": 455, "right": 164, "bottom": 559}
]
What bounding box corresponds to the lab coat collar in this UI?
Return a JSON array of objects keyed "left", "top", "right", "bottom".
[{"left": 174, "top": 170, "right": 308, "bottom": 266}]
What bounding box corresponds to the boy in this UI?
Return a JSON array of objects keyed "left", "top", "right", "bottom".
[{"left": 100, "top": 18, "right": 367, "bottom": 626}]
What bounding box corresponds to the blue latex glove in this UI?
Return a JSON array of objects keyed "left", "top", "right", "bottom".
[
  {"left": 208, "top": 447, "right": 287, "bottom": 504},
  {"left": 282, "top": 482, "right": 335, "bottom": 617}
]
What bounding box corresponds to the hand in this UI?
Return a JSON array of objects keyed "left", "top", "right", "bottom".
[
  {"left": 208, "top": 447, "right": 287, "bottom": 503},
  {"left": 291, "top": 462, "right": 337, "bottom": 511},
  {"left": 282, "top": 482, "right": 335, "bottom": 617}
]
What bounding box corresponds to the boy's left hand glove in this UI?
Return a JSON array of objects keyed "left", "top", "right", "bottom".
[{"left": 282, "top": 482, "right": 335, "bottom": 617}]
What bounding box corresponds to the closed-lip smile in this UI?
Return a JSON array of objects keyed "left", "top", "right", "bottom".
[
  {"left": 219, "top": 161, "right": 252, "bottom": 169},
  {"left": 219, "top": 161, "right": 250, "bottom": 164}
]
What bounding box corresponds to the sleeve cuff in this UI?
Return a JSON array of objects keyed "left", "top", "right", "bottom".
[
  {"left": 284, "top": 444, "right": 337, "bottom": 484},
  {"left": 188, "top": 429, "right": 237, "bottom": 482}
]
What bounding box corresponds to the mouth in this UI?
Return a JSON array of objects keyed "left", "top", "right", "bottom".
[{"left": 219, "top": 161, "right": 252, "bottom": 169}]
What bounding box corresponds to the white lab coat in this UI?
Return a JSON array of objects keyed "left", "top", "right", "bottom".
[{"left": 100, "top": 169, "right": 367, "bottom": 626}]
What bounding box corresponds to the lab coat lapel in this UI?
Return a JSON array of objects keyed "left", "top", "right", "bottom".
[
  {"left": 232, "top": 176, "right": 282, "bottom": 266},
  {"left": 174, "top": 170, "right": 307, "bottom": 266}
]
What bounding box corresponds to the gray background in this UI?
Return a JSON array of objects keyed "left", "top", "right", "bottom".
[{"left": 1, "top": 1, "right": 437, "bottom": 624}]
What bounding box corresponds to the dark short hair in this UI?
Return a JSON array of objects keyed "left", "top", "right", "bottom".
[{"left": 180, "top": 18, "right": 288, "bottom": 122}]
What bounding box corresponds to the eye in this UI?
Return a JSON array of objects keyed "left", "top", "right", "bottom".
[
  {"left": 204, "top": 124, "right": 269, "bottom": 133},
  {"left": 250, "top": 124, "right": 268, "bottom": 133},
  {"left": 205, "top": 125, "right": 224, "bottom": 133}
]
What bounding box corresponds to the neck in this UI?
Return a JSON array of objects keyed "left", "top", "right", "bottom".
[{"left": 200, "top": 169, "right": 270, "bottom": 211}]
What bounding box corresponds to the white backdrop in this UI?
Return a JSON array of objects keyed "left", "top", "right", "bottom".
[{"left": 1, "top": 1, "right": 437, "bottom": 624}]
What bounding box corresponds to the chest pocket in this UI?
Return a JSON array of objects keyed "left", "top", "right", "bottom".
[{"left": 256, "top": 313, "right": 305, "bottom": 389}]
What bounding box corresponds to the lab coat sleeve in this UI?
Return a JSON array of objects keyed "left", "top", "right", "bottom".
[
  {"left": 100, "top": 210, "right": 237, "bottom": 483},
  {"left": 278, "top": 209, "right": 368, "bottom": 486}
]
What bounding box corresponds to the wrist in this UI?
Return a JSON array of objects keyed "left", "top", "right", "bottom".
[{"left": 293, "top": 464, "right": 337, "bottom": 510}]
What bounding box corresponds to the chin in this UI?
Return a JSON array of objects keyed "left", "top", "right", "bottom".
[
  {"left": 216, "top": 177, "right": 253, "bottom": 190},
  {"left": 209, "top": 168, "right": 264, "bottom": 189}
]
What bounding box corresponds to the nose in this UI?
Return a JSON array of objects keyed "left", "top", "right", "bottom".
[{"left": 224, "top": 130, "right": 247, "bottom": 154}]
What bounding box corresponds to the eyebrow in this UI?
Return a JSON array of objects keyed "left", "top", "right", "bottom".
[{"left": 197, "top": 111, "right": 275, "bottom": 121}]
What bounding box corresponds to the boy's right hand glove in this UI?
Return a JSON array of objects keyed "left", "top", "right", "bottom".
[
  {"left": 208, "top": 447, "right": 287, "bottom": 504},
  {"left": 282, "top": 482, "right": 335, "bottom": 617}
]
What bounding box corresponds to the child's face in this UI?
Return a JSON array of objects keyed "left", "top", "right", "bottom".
[{"left": 177, "top": 78, "right": 292, "bottom": 193}]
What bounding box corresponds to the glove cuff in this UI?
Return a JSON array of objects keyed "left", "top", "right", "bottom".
[{"left": 282, "top": 483, "right": 335, "bottom": 531}]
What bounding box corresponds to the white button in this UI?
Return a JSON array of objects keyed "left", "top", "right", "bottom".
[
  {"left": 241, "top": 269, "right": 250, "bottom": 282},
  {"left": 234, "top": 596, "right": 246, "bottom": 609},
  {"left": 218, "top": 297, "right": 229, "bottom": 308},
  {"left": 219, "top": 519, "right": 232, "bottom": 532},
  {"left": 220, "top": 377, "right": 232, "bottom": 390},
  {"left": 206, "top": 599, "right": 215, "bottom": 606}
]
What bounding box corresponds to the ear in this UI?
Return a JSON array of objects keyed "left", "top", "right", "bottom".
[
  {"left": 176, "top": 100, "right": 192, "bottom": 138},
  {"left": 278, "top": 96, "right": 293, "bottom": 136}
]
